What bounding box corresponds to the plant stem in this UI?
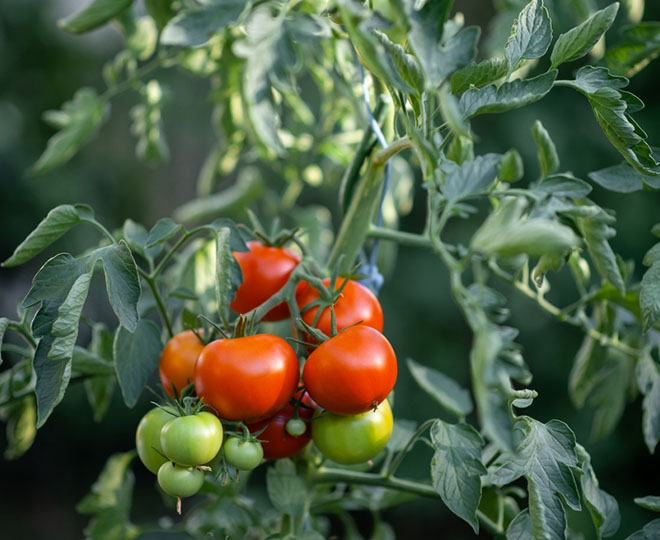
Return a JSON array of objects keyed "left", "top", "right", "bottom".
[
  {"left": 82, "top": 218, "right": 116, "bottom": 245},
  {"left": 367, "top": 225, "right": 433, "bottom": 250},
  {"left": 101, "top": 56, "right": 167, "bottom": 102},
  {"left": 150, "top": 226, "right": 208, "bottom": 279},
  {"left": 489, "top": 262, "right": 641, "bottom": 357},
  {"left": 312, "top": 468, "right": 504, "bottom": 536},
  {"left": 383, "top": 418, "right": 436, "bottom": 478},
  {"left": 7, "top": 321, "right": 37, "bottom": 349},
  {"left": 138, "top": 268, "right": 174, "bottom": 338},
  {"left": 373, "top": 137, "right": 413, "bottom": 166}
]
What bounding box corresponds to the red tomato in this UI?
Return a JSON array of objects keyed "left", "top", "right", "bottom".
[
  {"left": 295, "top": 278, "right": 383, "bottom": 338},
  {"left": 231, "top": 241, "right": 300, "bottom": 321},
  {"left": 247, "top": 392, "right": 315, "bottom": 460},
  {"left": 194, "top": 334, "right": 300, "bottom": 422},
  {"left": 303, "top": 325, "right": 397, "bottom": 415},
  {"left": 159, "top": 330, "right": 205, "bottom": 398}
]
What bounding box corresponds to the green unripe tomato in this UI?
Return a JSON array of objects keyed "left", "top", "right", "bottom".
[
  {"left": 157, "top": 462, "right": 204, "bottom": 498},
  {"left": 223, "top": 437, "right": 263, "bottom": 471},
  {"left": 161, "top": 411, "right": 223, "bottom": 466},
  {"left": 285, "top": 418, "right": 307, "bottom": 437},
  {"left": 135, "top": 407, "right": 175, "bottom": 474},
  {"left": 312, "top": 400, "right": 393, "bottom": 465}
]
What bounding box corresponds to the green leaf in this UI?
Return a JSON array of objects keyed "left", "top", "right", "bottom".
[
  {"left": 403, "top": 0, "right": 456, "bottom": 88},
  {"left": 337, "top": 2, "right": 416, "bottom": 95},
  {"left": 635, "top": 496, "right": 660, "bottom": 512},
  {"left": 460, "top": 70, "right": 557, "bottom": 118},
  {"left": 490, "top": 418, "right": 580, "bottom": 540},
  {"left": 77, "top": 451, "right": 136, "bottom": 540},
  {"left": 576, "top": 444, "right": 621, "bottom": 538},
  {"left": 562, "top": 66, "right": 629, "bottom": 95},
  {"left": 407, "top": 358, "right": 473, "bottom": 417},
  {"left": 472, "top": 201, "right": 580, "bottom": 258},
  {"left": 2, "top": 204, "right": 93, "bottom": 267},
  {"left": 421, "top": 26, "right": 481, "bottom": 89},
  {"left": 1, "top": 395, "right": 37, "bottom": 460},
  {"left": 505, "top": 0, "right": 553, "bottom": 73},
  {"left": 0, "top": 318, "right": 8, "bottom": 366},
  {"left": 49, "top": 271, "right": 93, "bottom": 368},
  {"left": 145, "top": 0, "right": 175, "bottom": 30},
  {"left": 31, "top": 88, "right": 109, "bottom": 175},
  {"left": 506, "top": 510, "right": 533, "bottom": 539},
  {"left": 535, "top": 173, "right": 592, "bottom": 199},
  {"left": 266, "top": 459, "right": 306, "bottom": 517},
  {"left": 587, "top": 87, "right": 659, "bottom": 175},
  {"left": 59, "top": 0, "right": 133, "bottom": 34},
  {"left": 33, "top": 334, "right": 69, "bottom": 428},
  {"left": 430, "top": 420, "right": 486, "bottom": 533},
  {"left": 589, "top": 162, "right": 660, "bottom": 193},
  {"left": 93, "top": 243, "right": 141, "bottom": 332},
  {"left": 160, "top": 0, "right": 248, "bottom": 47},
  {"left": 146, "top": 217, "right": 181, "bottom": 248},
  {"left": 130, "top": 80, "right": 169, "bottom": 163},
  {"left": 214, "top": 227, "right": 243, "bottom": 323},
  {"left": 499, "top": 149, "right": 524, "bottom": 183},
  {"left": 122, "top": 219, "right": 161, "bottom": 262},
  {"left": 626, "top": 518, "right": 660, "bottom": 540},
  {"left": 531, "top": 120, "right": 559, "bottom": 178},
  {"left": 470, "top": 321, "right": 514, "bottom": 451},
  {"left": 636, "top": 351, "right": 660, "bottom": 452},
  {"left": 605, "top": 22, "right": 660, "bottom": 77},
  {"left": 450, "top": 57, "right": 509, "bottom": 94},
  {"left": 113, "top": 320, "right": 162, "bottom": 408},
  {"left": 438, "top": 84, "right": 470, "bottom": 138},
  {"left": 372, "top": 31, "right": 423, "bottom": 95},
  {"left": 441, "top": 153, "right": 502, "bottom": 202},
  {"left": 550, "top": 3, "right": 620, "bottom": 69},
  {"left": 72, "top": 346, "right": 115, "bottom": 377},
  {"left": 576, "top": 206, "right": 626, "bottom": 294}
]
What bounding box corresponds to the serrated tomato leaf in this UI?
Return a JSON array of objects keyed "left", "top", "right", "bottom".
[
  {"left": 113, "top": 320, "right": 162, "bottom": 408},
  {"left": 430, "top": 420, "right": 486, "bottom": 533}
]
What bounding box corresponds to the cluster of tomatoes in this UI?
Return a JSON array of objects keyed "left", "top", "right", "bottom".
[{"left": 135, "top": 241, "right": 398, "bottom": 502}]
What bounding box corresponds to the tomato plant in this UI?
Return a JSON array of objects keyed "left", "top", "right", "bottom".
[
  {"left": 135, "top": 407, "right": 175, "bottom": 474},
  {"left": 160, "top": 411, "right": 223, "bottom": 467},
  {"left": 231, "top": 241, "right": 301, "bottom": 321},
  {"left": 247, "top": 392, "right": 315, "bottom": 460},
  {"left": 312, "top": 399, "right": 393, "bottom": 465},
  {"left": 223, "top": 437, "right": 264, "bottom": 470},
  {"left": 4, "top": 0, "right": 660, "bottom": 538},
  {"left": 158, "top": 330, "right": 205, "bottom": 398},
  {"left": 194, "top": 335, "right": 300, "bottom": 422},
  {"left": 157, "top": 462, "right": 205, "bottom": 498},
  {"left": 295, "top": 277, "right": 384, "bottom": 337},
  {"left": 303, "top": 325, "right": 397, "bottom": 415}
]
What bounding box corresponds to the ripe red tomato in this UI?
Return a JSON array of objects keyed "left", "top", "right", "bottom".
[
  {"left": 295, "top": 278, "right": 383, "bottom": 338},
  {"left": 194, "top": 334, "right": 300, "bottom": 423},
  {"left": 303, "top": 325, "right": 397, "bottom": 415},
  {"left": 247, "top": 392, "right": 315, "bottom": 460},
  {"left": 159, "top": 330, "right": 205, "bottom": 398},
  {"left": 231, "top": 241, "right": 300, "bottom": 321}
]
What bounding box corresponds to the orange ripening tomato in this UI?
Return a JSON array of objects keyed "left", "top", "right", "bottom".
[
  {"left": 194, "top": 334, "right": 300, "bottom": 423},
  {"left": 303, "top": 325, "right": 397, "bottom": 416},
  {"left": 159, "top": 330, "right": 205, "bottom": 398},
  {"left": 295, "top": 278, "right": 383, "bottom": 338},
  {"left": 231, "top": 241, "right": 301, "bottom": 321},
  {"left": 247, "top": 391, "right": 315, "bottom": 460}
]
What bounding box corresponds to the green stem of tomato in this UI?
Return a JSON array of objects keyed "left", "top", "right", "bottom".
[
  {"left": 383, "top": 418, "right": 436, "bottom": 478},
  {"left": 312, "top": 468, "right": 504, "bottom": 536},
  {"left": 367, "top": 225, "right": 433, "bottom": 250},
  {"left": 138, "top": 268, "right": 174, "bottom": 338},
  {"left": 7, "top": 320, "right": 37, "bottom": 349},
  {"left": 150, "top": 226, "right": 208, "bottom": 280}
]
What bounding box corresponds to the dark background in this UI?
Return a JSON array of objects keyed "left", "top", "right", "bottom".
[{"left": 1, "top": 0, "right": 660, "bottom": 538}]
